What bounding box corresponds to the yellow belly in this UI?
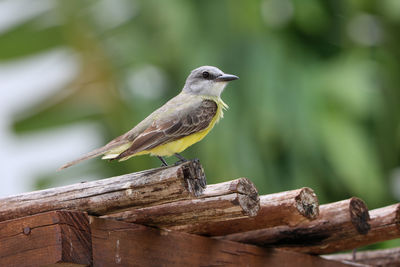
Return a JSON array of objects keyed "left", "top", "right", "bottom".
[
  {"left": 134, "top": 119, "right": 215, "bottom": 157},
  {"left": 117, "top": 96, "right": 227, "bottom": 161},
  {"left": 150, "top": 128, "right": 211, "bottom": 156}
]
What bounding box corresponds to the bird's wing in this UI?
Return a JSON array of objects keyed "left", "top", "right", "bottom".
[
  {"left": 114, "top": 98, "right": 218, "bottom": 159},
  {"left": 58, "top": 94, "right": 214, "bottom": 170}
]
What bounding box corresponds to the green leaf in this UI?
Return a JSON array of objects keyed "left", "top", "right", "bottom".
[{"left": 0, "top": 18, "right": 65, "bottom": 61}]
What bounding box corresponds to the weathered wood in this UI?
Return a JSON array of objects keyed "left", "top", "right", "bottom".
[
  {"left": 219, "top": 197, "right": 371, "bottom": 255},
  {"left": 89, "top": 216, "right": 356, "bottom": 267},
  {"left": 294, "top": 203, "right": 400, "bottom": 254},
  {"left": 0, "top": 210, "right": 91, "bottom": 267},
  {"left": 170, "top": 187, "right": 319, "bottom": 235},
  {"left": 101, "top": 178, "right": 260, "bottom": 226},
  {"left": 323, "top": 247, "right": 400, "bottom": 266},
  {"left": 197, "top": 177, "right": 258, "bottom": 198},
  {"left": 0, "top": 160, "right": 206, "bottom": 222}
]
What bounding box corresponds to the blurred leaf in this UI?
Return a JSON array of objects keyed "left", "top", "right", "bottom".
[
  {"left": 0, "top": 18, "right": 65, "bottom": 61},
  {"left": 319, "top": 113, "right": 387, "bottom": 204}
]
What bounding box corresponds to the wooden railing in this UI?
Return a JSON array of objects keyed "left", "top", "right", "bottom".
[{"left": 0, "top": 160, "right": 398, "bottom": 266}]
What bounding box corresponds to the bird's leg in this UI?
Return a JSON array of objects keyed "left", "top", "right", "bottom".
[
  {"left": 352, "top": 248, "right": 357, "bottom": 261},
  {"left": 175, "top": 153, "right": 187, "bottom": 161},
  {"left": 157, "top": 156, "right": 168, "bottom": 167},
  {"left": 174, "top": 153, "right": 188, "bottom": 165}
]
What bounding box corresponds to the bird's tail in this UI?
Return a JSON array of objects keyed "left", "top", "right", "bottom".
[
  {"left": 57, "top": 139, "right": 132, "bottom": 171},
  {"left": 57, "top": 146, "right": 111, "bottom": 171}
]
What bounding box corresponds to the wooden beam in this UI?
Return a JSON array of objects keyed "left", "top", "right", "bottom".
[
  {"left": 170, "top": 187, "right": 319, "bottom": 235},
  {"left": 0, "top": 210, "right": 91, "bottom": 266},
  {"left": 323, "top": 247, "right": 400, "bottom": 266},
  {"left": 296, "top": 203, "right": 400, "bottom": 254},
  {"left": 89, "top": 217, "right": 356, "bottom": 267},
  {"left": 219, "top": 197, "right": 371, "bottom": 255},
  {"left": 0, "top": 160, "right": 206, "bottom": 222},
  {"left": 101, "top": 178, "right": 260, "bottom": 226}
]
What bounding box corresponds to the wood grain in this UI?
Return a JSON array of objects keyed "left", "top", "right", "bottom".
[
  {"left": 170, "top": 187, "right": 319, "bottom": 235},
  {"left": 101, "top": 178, "right": 260, "bottom": 226},
  {"left": 323, "top": 247, "right": 400, "bottom": 266},
  {"left": 0, "top": 160, "right": 206, "bottom": 222},
  {"left": 0, "top": 210, "right": 91, "bottom": 267},
  {"left": 219, "top": 197, "right": 371, "bottom": 255},
  {"left": 90, "top": 216, "right": 356, "bottom": 267},
  {"left": 306, "top": 203, "right": 400, "bottom": 254}
]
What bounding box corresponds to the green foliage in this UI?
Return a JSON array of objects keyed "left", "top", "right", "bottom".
[{"left": 4, "top": 1, "right": 400, "bottom": 249}]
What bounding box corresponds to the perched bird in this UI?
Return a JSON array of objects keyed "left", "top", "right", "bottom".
[{"left": 59, "top": 66, "right": 238, "bottom": 170}]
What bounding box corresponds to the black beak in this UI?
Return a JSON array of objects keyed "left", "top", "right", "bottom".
[{"left": 215, "top": 73, "right": 239, "bottom": 82}]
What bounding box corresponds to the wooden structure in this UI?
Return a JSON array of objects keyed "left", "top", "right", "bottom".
[{"left": 0, "top": 160, "right": 399, "bottom": 266}]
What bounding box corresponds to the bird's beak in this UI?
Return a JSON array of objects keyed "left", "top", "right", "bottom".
[{"left": 215, "top": 73, "right": 239, "bottom": 82}]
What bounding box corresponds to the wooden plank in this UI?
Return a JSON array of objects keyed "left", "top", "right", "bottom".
[
  {"left": 0, "top": 160, "right": 206, "bottom": 222},
  {"left": 0, "top": 211, "right": 91, "bottom": 267},
  {"left": 101, "top": 178, "right": 260, "bottom": 226},
  {"left": 219, "top": 197, "right": 371, "bottom": 255},
  {"left": 323, "top": 247, "right": 400, "bottom": 266},
  {"left": 170, "top": 187, "right": 319, "bottom": 235},
  {"left": 90, "top": 217, "right": 358, "bottom": 267}
]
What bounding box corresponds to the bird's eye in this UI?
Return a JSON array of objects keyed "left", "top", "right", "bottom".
[{"left": 202, "top": 71, "right": 210, "bottom": 79}]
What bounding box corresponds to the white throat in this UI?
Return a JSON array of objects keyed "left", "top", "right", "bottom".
[{"left": 189, "top": 81, "right": 228, "bottom": 97}]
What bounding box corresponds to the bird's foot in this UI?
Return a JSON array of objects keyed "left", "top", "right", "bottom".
[
  {"left": 174, "top": 159, "right": 187, "bottom": 166},
  {"left": 173, "top": 157, "right": 200, "bottom": 166}
]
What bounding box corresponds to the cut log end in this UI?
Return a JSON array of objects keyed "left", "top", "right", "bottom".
[
  {"left": 180, "top": 159, "right": 207, "bottom": 197},
  {"left": 295, "top": 187, "right": 319, "bottom": 220},
  {"left": 232, "top": 178, "right": 258, "bottom": 197},
  {"left": 233, "top": 178, "right": 260, "bottom": 217},
  {"left": 237, "top": 193, "right": 260, "bottom": 217},
  {"left": 236, "top": 178, "right": 259, "bottom": 201},
  {"left": 101, "top": 177, "right": 261, "bottom": 227},
  {"left": 349, "top": 197, "right": 370, "bottom": 234}
]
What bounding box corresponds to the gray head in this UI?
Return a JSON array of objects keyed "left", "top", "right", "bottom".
[{"left": 182, "top": 66, "right": 239, "bottom": 97}]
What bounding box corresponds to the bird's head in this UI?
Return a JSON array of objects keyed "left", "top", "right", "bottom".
[{"left": 182, "top": 66, "right": 239, "bottom": 97}]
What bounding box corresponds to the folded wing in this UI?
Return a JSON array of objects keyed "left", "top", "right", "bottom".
[{"left": 114, "top": 99, "right": 218, "bottom": 160}]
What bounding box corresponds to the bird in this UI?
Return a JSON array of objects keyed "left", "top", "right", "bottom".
[{"left": 59, "top": 66, "right": 239, "bottom": 170}]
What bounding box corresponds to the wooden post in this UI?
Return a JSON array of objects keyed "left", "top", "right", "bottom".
[
  {"left": 0, "top": 160, "right": 206, "bottom": 222},
  {"left": 170, "top": 187, "right": 319, "bottom": 235},
  {"left": 89, "top": 217, "right": 356, "bottom": 267},
  {"left": 0, "top": 211, "right": 91, "bottom": 266},
  {"left": 101, "top": 178, "right": 260, "bottom": 226},
  {"left": 218, "top": 197, "right": 371, "bottom": 254}
]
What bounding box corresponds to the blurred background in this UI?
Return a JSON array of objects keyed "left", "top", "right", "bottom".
[{"left": 1, "top": 0, "right": 399, "bottom": 248}]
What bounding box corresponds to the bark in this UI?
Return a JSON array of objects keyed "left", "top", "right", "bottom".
[
  {"left": 102, "top": 178, "right": 260, "bottom": 226},
  {"left": 301, "top": 203, "right": 400, "bottom": 254},
  {"left": 170, "top": 187, "right": 319, "bottom": 235},
  {"left": 323, "top": 247, "right": 400, "bottom": 267},
  {"left": 0, "top": 160, "right": 206, "bottom": 221},
  {"left": 219, "top": 197, "right": 371, "bottom": 255}
]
